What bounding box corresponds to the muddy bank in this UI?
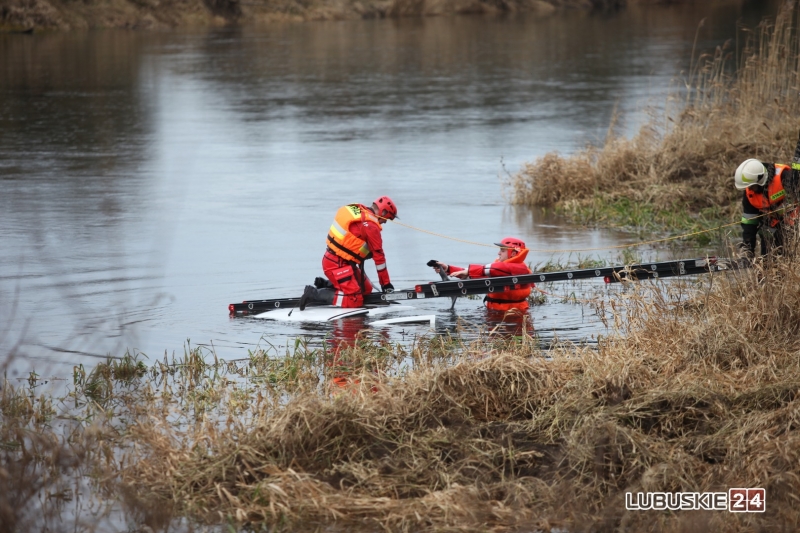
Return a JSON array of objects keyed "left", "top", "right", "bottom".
[{"left": 2, "top": 0, "right": 713, "bottom": 31}]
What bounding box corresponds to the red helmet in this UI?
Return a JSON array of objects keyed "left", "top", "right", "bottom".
[
  {"left": 494, "top": 237, "right": 526, "bottom": 257},
  {"left": 373, "top": 196, "right": 398, "bottom": 221}
]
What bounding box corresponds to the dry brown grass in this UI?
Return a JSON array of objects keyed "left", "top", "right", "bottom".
[
  {"left": 511, "top": 2, "right": 800, "bottom": 231},
  {"left": 109, "top": 239, "right": 800, "bottom": 531},
  {"left": 7, "top": 245, "right": 800, "bottom": 531}
]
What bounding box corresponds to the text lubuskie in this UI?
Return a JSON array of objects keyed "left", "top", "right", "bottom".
[{"left": 626, "top": 488, "right": 765, "bottom": 512}]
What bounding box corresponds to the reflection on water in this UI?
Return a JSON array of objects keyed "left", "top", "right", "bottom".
[{"left": 0, "top": 1, "right": 783, "bottom": 375}]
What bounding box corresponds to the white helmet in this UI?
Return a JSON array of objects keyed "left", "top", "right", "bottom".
[{"left": 734, "top": 159, "right": 767, "bottom": 190}]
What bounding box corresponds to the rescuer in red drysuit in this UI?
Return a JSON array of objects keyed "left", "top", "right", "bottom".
[
  {"left": 299, "top": 196, "right": 398, "bottom": 310},
  {"left": 429, "top": 237, "right": 533, "bottom": 312}
]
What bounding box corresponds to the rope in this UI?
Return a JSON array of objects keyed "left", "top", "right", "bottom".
[
  {"left": 526, "top": 220, "right": 742, "bottom": 254},
  {"left": 389, "top": 219, "right": 496, "bottom": 248},
  {"left": 389, "top": 203, "right": 795, "bottom": 254}
]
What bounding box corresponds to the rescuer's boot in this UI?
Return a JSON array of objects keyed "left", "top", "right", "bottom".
[{"left": 299, "top": 285, "right": 317, "bottom": 311}]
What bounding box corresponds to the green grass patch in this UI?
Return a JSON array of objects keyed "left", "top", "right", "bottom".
[{"left": 558, "top": 195, "right": 733, "bottom": 246}]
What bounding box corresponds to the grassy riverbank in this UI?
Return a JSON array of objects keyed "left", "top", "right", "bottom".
[
  {"left": 0, "top": 0, "right": 740, "bottom": 31},
  {"left": 511, "top": 2, "right": 800, "bottom": 243},
  {"left": 4, "top": 240, "right": 800, "bottom": 531}
]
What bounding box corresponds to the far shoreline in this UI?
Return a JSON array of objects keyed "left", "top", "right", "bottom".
[{"left": 1, "top": 0, "right": 738, "bottom": 32}]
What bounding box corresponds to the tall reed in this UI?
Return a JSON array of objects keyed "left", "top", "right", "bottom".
[{"left": 511, "top": 3, "right": 800, "bottom": 230}]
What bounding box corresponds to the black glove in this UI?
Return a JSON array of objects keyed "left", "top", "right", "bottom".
[
  {"left": 381, "top": 283, "right": 394, "bottom": 293},
  {"left": 426, "top": 259, "right": 439, "bottom": 267},
  {"left": 313, "top": 276, "right": 332, "bottom": 289}
]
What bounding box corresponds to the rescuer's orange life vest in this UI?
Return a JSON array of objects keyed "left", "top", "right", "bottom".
[
  {"left": 484, "top": 248, "right": 533, "bottom": 312},
  {"left": 745, "top": 164, "right": 799, "bottom": 228},
  {"left": 326, "top": 204, "right": 381, "bottom": 263}
]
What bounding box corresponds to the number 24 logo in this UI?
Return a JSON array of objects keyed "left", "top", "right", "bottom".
[{"left": 729, "top": 488, "right": 765, "bottom": 512}]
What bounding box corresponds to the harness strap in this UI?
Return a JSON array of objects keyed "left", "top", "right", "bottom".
[{"left": 326, "top": 240, "right": 365, "bottom": 263}]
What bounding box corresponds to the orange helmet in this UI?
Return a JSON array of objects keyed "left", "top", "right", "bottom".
[
  {"left": 494, "top": 236, "right": 526, "bottom": 257},
  {"left": 373, "top": 196, "right": 398, "bottom": 221}
]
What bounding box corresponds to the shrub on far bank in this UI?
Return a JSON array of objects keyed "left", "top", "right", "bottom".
[{"left": 0, "top": 0, "right": 640, "bottom": 31}]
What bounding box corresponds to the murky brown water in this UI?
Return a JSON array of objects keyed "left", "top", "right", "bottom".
[{"left": 0, "top": 1, "right": 782, "bottom": 376}]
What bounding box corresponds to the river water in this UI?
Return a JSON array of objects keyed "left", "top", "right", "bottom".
[{"left": 0, "top": 1, "right": 781, "bottom": 377}]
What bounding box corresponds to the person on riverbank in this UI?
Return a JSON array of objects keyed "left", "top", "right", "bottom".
[
  {"left": 299, "top": 197, "right": 398, "bottom": 310},
  {"left": 428, "top": 237, "right": 533, "bottom": 312},
  {"left": 734, "top": 133, "right": 800, "bottom": 257}
]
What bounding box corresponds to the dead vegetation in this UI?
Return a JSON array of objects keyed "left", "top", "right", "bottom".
[
  {"left": 4, "top": 239, "right": 800, "bottom": 530},
  {"left": 98, "top": 240, "right": 800, "bottom": 531},
  {"left": 511, "top": 2, "right": 800, "bottom": 235}
]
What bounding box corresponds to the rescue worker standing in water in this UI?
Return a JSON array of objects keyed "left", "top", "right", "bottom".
[
  {"left": 735, "top": 131, "right": 800, "bottom": 257},
  {"left": 429, "top": 237, "right": 533, "bottom": 312},
  {"left": 300, "top": 196, "right": 398, "bottom": 310}
]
